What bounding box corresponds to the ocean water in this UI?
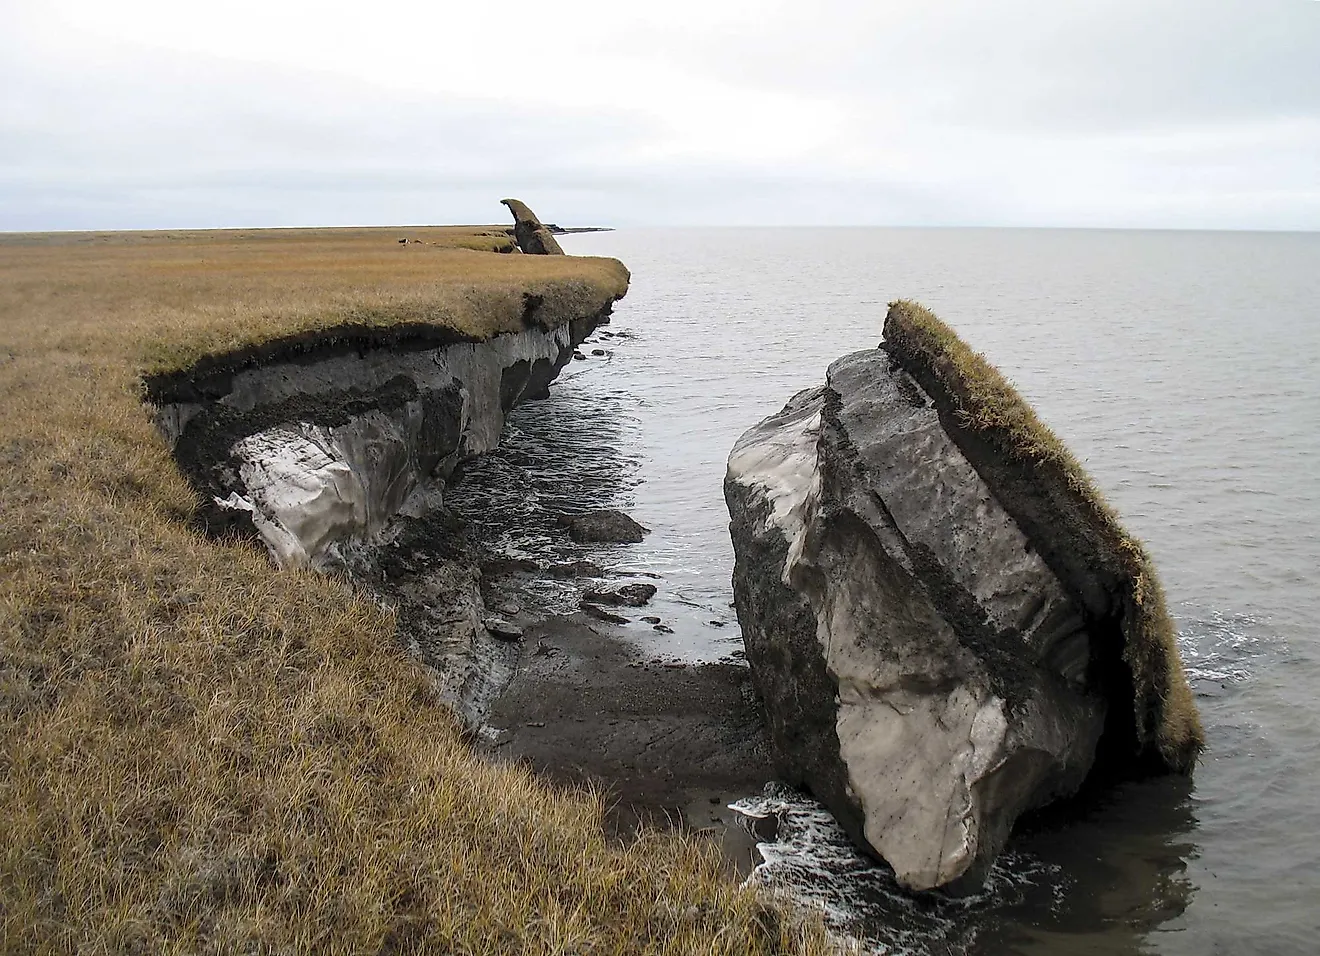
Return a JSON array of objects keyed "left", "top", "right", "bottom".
[{"left": 455, "top": 227, "right": 1320, "bottom": 954}]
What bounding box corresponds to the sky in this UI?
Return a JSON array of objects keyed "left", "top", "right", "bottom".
[{"left": 2, "top": 0, "right": 1318, "bottom": 230}]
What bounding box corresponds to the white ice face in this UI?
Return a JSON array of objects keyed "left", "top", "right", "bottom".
[{"left": 204, "top": 323, "right": 579, "bottom": 569}]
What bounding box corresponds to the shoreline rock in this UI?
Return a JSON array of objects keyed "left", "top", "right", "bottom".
[
  {"left": 583, "top": 582, "right": 657, "bottom": 607},
  {"left": 484, "top": 617, "right": 524, "bottom": 641},
  {"left": 580, "top": 602, "right": 631, "bottom": 625},
  {"left": 561, "top": 509, "right": 650, "bottom": 544}
]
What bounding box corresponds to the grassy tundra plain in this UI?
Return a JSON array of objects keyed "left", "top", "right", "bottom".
[{"left": 0, "top": 228, "right": 829, "bottom": 955}]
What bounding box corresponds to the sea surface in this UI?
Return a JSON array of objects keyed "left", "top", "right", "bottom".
[{"left": 450, "top": 227, "right": 1320, "bottom": 954}]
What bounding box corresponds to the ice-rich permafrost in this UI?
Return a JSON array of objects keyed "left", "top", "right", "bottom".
[
  {"left": 148, "top": 253, "right": 1200, "bottom": 901},
  {"left": 725, "top": 300, "right": 1203, "bottom": 893},
  {"left": 146, "top": 269, "right": 624, "bottom": 727},
  {"left": 145, "top": 237, "right": 778, "bottom": 860}
]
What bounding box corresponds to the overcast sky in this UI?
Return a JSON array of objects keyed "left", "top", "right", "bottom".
[{"left": 2, "top": 0, "right": 1318, "bottom": 230}]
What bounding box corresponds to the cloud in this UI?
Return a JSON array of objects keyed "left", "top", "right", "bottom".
[{"left": 2, "top": 0, "right": 1317, "bottom": 229}]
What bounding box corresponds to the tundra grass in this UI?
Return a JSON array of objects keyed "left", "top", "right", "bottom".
[
  {"left": 883, "top": 300, "right": 1203, "bottom": 773},
  {"left": 0, "top": 228, "right": 831, "bottom": 955}
]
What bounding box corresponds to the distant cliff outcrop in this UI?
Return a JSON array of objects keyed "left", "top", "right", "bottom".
[
  {"left": 725, "top": 301, "right": 1202, "bottom": 893},
  {"left": 501, "top": 199, "right": 565, "bottom": 255}
]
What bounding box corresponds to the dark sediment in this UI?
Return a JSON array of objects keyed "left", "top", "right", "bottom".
[{"left": 483, "top": 615, "right": 773, "bottom": 873}]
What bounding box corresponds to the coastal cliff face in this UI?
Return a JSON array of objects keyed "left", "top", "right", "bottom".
[
  {"left": 725, "top": 302, "right": 1202, "bottom": 893},
  {"left": 151, "top": 315, "right": 602, "bottom": 569},
  {"left": 146, "top": 291, "right": 623, "bottom": 725}
]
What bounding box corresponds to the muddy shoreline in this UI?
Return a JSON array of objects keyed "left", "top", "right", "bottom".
[
  {"left": 483, "top": 612, "right": 773, "bottom": 873},
  {"left": 364, "top": 488, "right": 777, "bottom": 875}
]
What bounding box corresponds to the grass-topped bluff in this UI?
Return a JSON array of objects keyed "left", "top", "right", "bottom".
[
  {"left": 883, "top": 300, "right": 1204, "bottom": 775},
  {"left": 0, "top": 227, "right": 831, "bottom": 954}
]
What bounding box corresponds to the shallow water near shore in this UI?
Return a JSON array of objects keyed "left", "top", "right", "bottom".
[{"left": 449, "top": 227, "right": 1320, "bottom": 955}]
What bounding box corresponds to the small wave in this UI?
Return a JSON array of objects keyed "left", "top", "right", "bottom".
[
  {"left": 1174, "top": 605, "right": 1278, "bottom": 686},
  {"left": 731, "top": 784, "right": 1067, "bottom": 955}
]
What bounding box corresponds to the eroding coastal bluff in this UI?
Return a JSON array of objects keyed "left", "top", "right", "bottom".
[
  {"left": 143, "top": 203, "right": 627, "bottom": 727},
  {"left": 1, "top": 211, "right": 841, "bottom": 955},
  {"left": 725, "top": 300, "right": 1203, "bottom": 892}
]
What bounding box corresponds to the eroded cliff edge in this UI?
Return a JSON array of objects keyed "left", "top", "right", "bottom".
[
  {"left": 725, "top": 300, "right": 1202, "bottom": 893},
  {"left": 145, "top": 265, "right": 628, "bottom": 723}
]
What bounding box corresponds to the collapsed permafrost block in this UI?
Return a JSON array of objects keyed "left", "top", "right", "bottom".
[
  {"left": 501, "top": 198, "right": 565, "bottom": 255},
  {"left": 725, "top": 301, "right": 1202, "bottom": 893}
]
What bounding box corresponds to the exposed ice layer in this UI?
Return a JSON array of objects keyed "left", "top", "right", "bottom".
[
  {"left": 226, "top": 423, "right": 382, "bottom": 568},
  {"left": 159, "top": 323, "right": 583, "bottom": 568},
  {"left": 726, "top": 386, "right": 823, "bottom": 553}
]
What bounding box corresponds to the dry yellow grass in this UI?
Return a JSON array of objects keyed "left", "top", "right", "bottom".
[
  {"left": 0, "top": 228, "right": 832, "bottom": 955},
  {"left": 883, "top": 300, "right": 1203, "bottom": 773},
  {"left": 0, "top": 226, "right": 629, "bottom": 376}
]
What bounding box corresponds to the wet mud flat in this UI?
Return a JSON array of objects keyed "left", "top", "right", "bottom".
[
  {"left": 482, "top": 613, "right": 773, "bottom": 874},
  {"left": 366, "top": 502, "right": 775, "bottom": 875}
]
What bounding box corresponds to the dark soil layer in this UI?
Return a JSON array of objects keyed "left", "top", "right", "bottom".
[
  {"left": 484, "top": 615, "right": 774, "bottom": 874},
  {"left": 142, "top": 303, "right": 608, "bottom": 406}
]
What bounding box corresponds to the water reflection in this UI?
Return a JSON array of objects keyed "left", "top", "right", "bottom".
[
  {"left": 445, "top": 354, "right": 648, "bottom": 613},
  {"left": 991, "top": 776, "right": 1196, "bottom": 954}
]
